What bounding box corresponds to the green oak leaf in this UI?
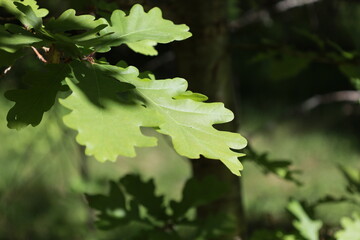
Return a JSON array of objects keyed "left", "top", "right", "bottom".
[
  {"left": 335, "top": 213, "right": 360, "bottom": 240},
  {"left": 0, "top": 0, "right": 46, "bottom": 29},
  {"left": 20, "top": 0, "right": 48, "bottom": 17},
  {"left": 0, "top": 24, "right": 42, "bottom": 52},
  {"left": 5, "top": 64, "right": 70, "bottom": 129},
  {"left": 127, "top": 40, "right": 158, "bottom": 56},
  {"left": 41, "top": 10, "right": 109, "bottom": 56},
  {"left": 173, "top": 91, "right": 208, "bottom": 102},
  {"left": 120, "top": 175, "right": 167, "bottom": 220},
  {"left": 61, "top": 61, "right": 246, "bottom": 175},
  {"left": 89, "top": 4, "right": 192, "bottom": 52},
  {"left": 287, "top": 200, "right": 322, "bottom": 240},
  {"left": 103, "top": 64, "right": 247, "bottom": 176},
  {"left": 85, "top": 180, "right": 143, "bottom": 230},
  {"left": 60, "top": 61, "right": 158, "bottom": 161},
  {"left": 45, "top": 9, "right": 105, "bottom": 33}
]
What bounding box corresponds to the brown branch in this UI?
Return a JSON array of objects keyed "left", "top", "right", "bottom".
[
  {"left": 300, "top": 90, "right": 360, "bottom": 112},
  {"left": 31, "top": 46, "right": 47, "bottom": 63}
]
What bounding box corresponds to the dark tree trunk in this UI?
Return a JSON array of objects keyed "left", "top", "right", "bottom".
[{"left": 173, "top": 1, "right": 246, "bottom": 239}]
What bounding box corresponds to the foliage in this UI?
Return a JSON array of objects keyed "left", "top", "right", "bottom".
[
  {"left": 285, "top": 199, "right": 360, "bottom": 240},
  {"left": 287, "top": 200, "right": 322, "bottom": 240},
  {"left": 86, "top": 174, "right": 232, "bottom": 239},
  {"left": 278, "top": 166, "right": 360, "bottom": 240},
  {"left": 86, "top": 167, "right": 360, "bottom": 240},
  {"left": 339, "top": 165, "right": 360, "bottom": 195},
  {"left": 0, "top": 0, "right": 247, "bottom": 175},
  {"left": 335, "top": 213, "right": 360, "bottom": 240}
]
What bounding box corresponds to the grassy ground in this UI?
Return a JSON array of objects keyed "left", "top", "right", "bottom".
[{"left": 241, "top": 102, "right": 360, "bottom": 226}]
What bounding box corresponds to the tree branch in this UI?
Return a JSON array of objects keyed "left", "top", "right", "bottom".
[
  {"left": 300, "top": 90, "right": 360, "bottom": 112},
  {"left": 230, "top": 0, "right": 322, "bottom": 30},
  {"left": 31, "top": 47, "right": 47, "bottom": 63}
]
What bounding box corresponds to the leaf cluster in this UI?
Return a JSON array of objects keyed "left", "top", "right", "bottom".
[
  {"left": 86, "top": 174, "right": 233, "bottom": 240},
  {"left": 0, "top": 0, "right": 247, "bottom": 175}
]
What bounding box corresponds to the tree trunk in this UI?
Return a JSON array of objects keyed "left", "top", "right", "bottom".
[{"left": 173, "top": 1, "right": 246, "bottom": 239}]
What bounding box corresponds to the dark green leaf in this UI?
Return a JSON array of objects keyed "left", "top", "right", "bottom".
[
  {"left": 120, "top": 175, "right": 168, "bottom": 221},
  {"left": 45, "top": 9, "right": 105, "bottom": 33},
  {"left": 338, "top": 165, "right": 360, "bottom": 195},
  {"left": 170, "top": 176, "right": 228, "bottom": 220},
  {"left": 192, "top": 213, "right": 236, "bottom": 240},
  {"left": 5, "top": 64, "right": 70, "bottom": 129},
  {"left": 0, "top": 25, "right": 42, "bottom": 53},
  {"left": 86, "top": 181, "right": 140, "bottom": 230}
]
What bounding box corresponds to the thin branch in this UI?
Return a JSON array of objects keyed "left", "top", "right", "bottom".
[
  {"left": 31, "top": 46, "right": 47, "bottom": 63},
  {"left": 247, "top": 90, "right": 360, "bottom": 138},
  {"left": 300, "top": 90, "right": 360, "bottom": 112},
  {"left": 230, "top": 0, "right": 322, "bottom": 30},
  {"left": 275, "top": 0, "right": 321, "bottom": 12}
]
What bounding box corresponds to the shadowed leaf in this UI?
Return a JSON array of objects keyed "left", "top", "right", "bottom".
[{"left": 5, "top": 64, "right": 70, "bottom": 129}]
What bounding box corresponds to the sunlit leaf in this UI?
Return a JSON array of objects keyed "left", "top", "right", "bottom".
[
  {"left": 104, "top": 64, "right": 247, "bottom": 175},
  {"left": 90, "top": 4, "right": 192, "bottom": 52},
  {"left": 0, "top": 25, "right": 42, "bottom": 52},
  {"left": 335, "top": 213, "right": 360, "bottom": 240},
  {"left": 61, "top": 61, "right": 246, "bottom": 175},
  {"left": 287, "top": 200, "right": 322, "bottom": 240},
  {"left": 60, "top": 61, "right": 158, "bottom": 161},
  {"left": 0, "top": 0, "right": 46, "bottom": 28},
  {"left": 45, "top": 9, "right": 105, "bottom": 33},
  {"left": 127, "top": 40, "right": 158, "bottom": 56}
]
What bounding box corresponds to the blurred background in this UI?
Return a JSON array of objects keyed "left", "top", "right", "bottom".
[{"left": 1, "top": 0, "right": 360, "bottom": 239}]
